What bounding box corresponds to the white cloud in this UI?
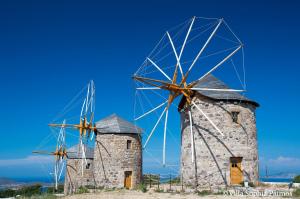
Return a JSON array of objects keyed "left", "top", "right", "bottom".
[
  {"left": 268, "top": 156, "right": 300, "bottom": 167},
  {"left": 259, "top": 156, "right": 300, "bottom": 175},
  {"left": 0, "top": 155, "right": 53, "bottom": 167}
]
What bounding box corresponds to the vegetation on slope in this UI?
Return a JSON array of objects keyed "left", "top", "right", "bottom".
[
  {"left": 293, "top": 175, "right": 300, "bottom": 183},
  {"left": 0, "top": 184, "right": 63, "bottom": 198}
]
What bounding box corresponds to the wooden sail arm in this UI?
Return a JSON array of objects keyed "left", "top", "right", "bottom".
[
  {"left": 133, "top": 77, "right": 163, "bottom": 89},
  {"left": 48, "top": 123, "right": 97, "bottom": 130},
  {"left": 172, "top": 61, "right": 179, "bottom": 84},
  {"left": 33, "top": 150, "right": 66, "bottom": 157},
  {"left": 178, "top": 71, "right": 190, "bottom": 88},
  {"left": 32, "top": 150, "right": 55, "bottom": 155},
  {"left": 187, "top": 81, "right": 199, "bottom": 89},
  {"left": 134, "top": 75, "right": 187, "bottom": 93},
  {"left": 133, "top": 76, "right": 172, "bottom": 87},
  {"left": 48, "top": 123, "right": 79, "bottom": 128},
  {"left": 81, "top": 125, "right": 97, "bottom": 130},
  {"left": 33, "top": 150, "right": 76, "bottom": 157}
]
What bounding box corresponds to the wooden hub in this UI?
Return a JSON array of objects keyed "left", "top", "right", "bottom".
[
  {"left": 133, "top": 75, "right": 195, "bottom": 106},
  {"left": 53, "top": 147, "right": 68, "bottom": 159},
  {"left": 48, "top": 116, "right": 96, "bottom": 138}
]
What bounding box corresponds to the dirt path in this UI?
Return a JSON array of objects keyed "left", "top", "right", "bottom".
[{"left": 63, "top": 189, "right": 291, "bottom": 199}]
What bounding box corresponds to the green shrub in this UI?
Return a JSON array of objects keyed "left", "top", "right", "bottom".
[
  {"left": 167, "top": 177, "right": 180, "bottom": 184},
  {"left": 137, "top": 183, "right": 147, "bottom": 193},
  {"left": 45, "top": 194, "right": 57, "bottom": 199},
  {"left": 0, "top": 189, "right": 16, "bottom": 198},
  {"left": 76, "top": 186, "right": 89, "bottom": 194},
  {"left": 239, "top": 181, "right": 255, "bottom": 187},
  {"left": 249, "top": 182, "right": 255, "bottom": 187},
  {"left": 213, "top": 190, "right": 225, "bottom": 195},
  {"left": 196, "top": 190, "right": 212, "bottom": 196},
  {"left": 104, "top": 187, "right": 116, "bottom": 192},
  {"left": 37, "top": 193, "right": 58, "bottom": 199},
  {"left": 17, "top": 184, "right": 42, "bottom": 196},
  {"left": 154, "top": 188, "right": 164, "bottom": 193},
  {"left": 0, "top": 184, "right": 52, "bottom": 198},
  {"left": 46, "top": 185, "right": 64, "bottom": 193},
  {"left": 96, "top": 186, "right": 104, "bottom": 190},
  {"left": 293, "top": 175, "right": 300, "bottom": 183},
  {"left": 85, "top": 185, "right": 96, "bottom": 189},
  {"left": 293, "top": 188, "right": 300, "bottom": 197}
]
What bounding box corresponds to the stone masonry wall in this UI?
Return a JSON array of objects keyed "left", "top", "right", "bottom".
[
  {"left": 181, "top": 94, "right": 259, "bottom": 189},
  {"left": 93, "top": 133, "right": 142, "bottom": 189},
  {"left": 64, "top": 158, "right": 95, "bottom": 194}
]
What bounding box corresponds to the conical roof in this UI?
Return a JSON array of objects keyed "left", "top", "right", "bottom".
[
  {"left": 180, "top": 74, "right": 259, "bottom": 108},
  {"left": 95, "top": 114, "right": 142, "bottom": 134},
  {"left": 67, "top": 144, "right": 94, "bottom": 159}
]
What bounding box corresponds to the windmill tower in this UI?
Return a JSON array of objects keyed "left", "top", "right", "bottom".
[
  {"left": 93, "top": 114, "right": 142, "bottom": 189},
  {"left": 133, "top": 16, "right": 258, "bottom": 188},
  {"left": 179, "top": 74, "right": 259, "bottom": 188}
]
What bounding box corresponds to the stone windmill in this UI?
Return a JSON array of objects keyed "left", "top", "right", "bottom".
[
  {"left": 133, "top": 16, "right": 258, "bottom": 187},
  {"left": 179, "top": 74, "right": 259, "bottom": 188},
  {"left": 93, "top": 114, "right": 142, "bottom": 189},
  {"left": 64, "top": 113, "right": 142, "bottom": 194}
]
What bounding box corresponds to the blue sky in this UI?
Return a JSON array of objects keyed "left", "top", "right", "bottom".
[{"left": 0, "top": 0, "right": 299, "bottom": 179}]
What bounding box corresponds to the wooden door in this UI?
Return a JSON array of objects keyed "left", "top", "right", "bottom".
[
  {"left": 230, "top": 157, "right": 243, "bottom": 185},
  {"left": 124, "top": 171, "right": 132, "bottom": 189}
]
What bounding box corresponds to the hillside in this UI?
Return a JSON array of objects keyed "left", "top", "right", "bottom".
[{"left": 0, "top": 177, "right": 16, "bottom": 186}]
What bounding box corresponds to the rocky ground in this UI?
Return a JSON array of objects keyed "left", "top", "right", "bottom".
[{"left": 63, "top": 187, "right": 295, "bottom": 199}]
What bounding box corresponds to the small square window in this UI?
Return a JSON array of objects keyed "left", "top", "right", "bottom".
[
  {"left": 231, "top": 111, "right": 239, "bottom": 123},
  {"left": 127, "top": 140, "right": 132, "bottom": 149},
  {"left": 231, "top": 163, "right": 239, "bottom": 168},
  {"left": 86, "top": 163, "right": 91, "bottom": 169}
]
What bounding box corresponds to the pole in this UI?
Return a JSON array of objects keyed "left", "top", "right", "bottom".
[
  {"left": 169, "top": 174, "right": 171, "bottom": 190},
  {"left": 150, "top": 174, "right": 152, "bottom": 188},
  {"left": 158, "top": 174, "right": 160, "bottom": 189},
  {"left": 163, "top": 109, "right": 169, "bottom": 166},
  {"left": 181, "top": 173, "right": 183, "bottom": 192},
  {"left": 188, "top": 109, "right": 194, "bottom": 163}
]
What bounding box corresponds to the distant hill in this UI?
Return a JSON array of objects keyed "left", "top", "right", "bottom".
[
  {"left": 0, "top": 177, "right": 16, "bottom": 185},
  {"left": 263, "top": 172, "right": 298, "bottom": 179},
  {"left": 273, "top": 172, "right": 297, "bottom": 179}
]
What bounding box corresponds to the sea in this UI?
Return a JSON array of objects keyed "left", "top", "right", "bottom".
[
  {"left": 11, "top": 177, "right": 55, "bottom": 184},
  {"left": 260, "top": 178, "right": 293, "bottom": 183}
]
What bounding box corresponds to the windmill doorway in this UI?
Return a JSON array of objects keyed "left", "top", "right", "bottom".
[
  {"left": 124, "top": 171, "right": 132, "bottom": 189},
  {"left": 230, "top": 157, "right": 243, "bottom": 185}
]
